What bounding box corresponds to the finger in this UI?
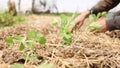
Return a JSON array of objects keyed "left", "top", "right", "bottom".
[
  {"left": 70, "top": 22, "right": 78, "bottom": 33},
  {"left": 77, "top": 22, "right": 83, "bottom": 29},
  {"left": 70, "top": 24, "right": 77, "bottom": 33}
]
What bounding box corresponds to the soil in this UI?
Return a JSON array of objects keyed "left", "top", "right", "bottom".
[{"left": 0, "top": 15, "right": 120, "bottom": 68}]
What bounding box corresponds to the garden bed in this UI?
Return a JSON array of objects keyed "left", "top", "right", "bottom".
[{"left": 0, "top": 22, "right": 120, "bottom": 68}]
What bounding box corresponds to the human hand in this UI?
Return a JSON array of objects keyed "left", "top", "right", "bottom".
[
  {"left": 70, "top": 10, "right": 90, "bottom": 32},
  {"left": 90, "top": 18, "right": 107, "bottom": 33}
]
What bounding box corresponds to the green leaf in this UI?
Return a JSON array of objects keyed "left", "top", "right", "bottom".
[
  {"left": 13, "top": 35, "right": 23, "bottom": 40},
  {"left": 63, "top": 34, "right": 72, "bottom": 40},
  {"left": 21, "top": 37, "right": 26, "bottom": 43},
  {"left": 19, "top": 43, "right": 25, "bottom": 51},
  {"left": 27, "top": 30, "right": 37, "bottom": 39},
  {"left": 22, "top": 53, "right": 28, "bottom": 60},
  {"left": 97, "top": 12, "right": 102, "bottom": 19},
  {"left": 5, "top": 37, "right": 13, "bottom": 47},
  {"left": 36, "top": 33, "right": 42, "bottom": 38},
  {"left": 52, "top": 18, "right": 58, "bottom": 26},
  {"left": 59, "top": 14, "right": 74, "bottom": 45},
  {"left": 60, "top": 15, "right": 68, "bottom": 26},
  {"left": 89, "top": 14, "right": 97, "bottom": 21},
  {"left": 27, "top": 42, "right": 34, "bottom": 50},
  {"left": 87, "top": 22, "right": 102, "bottom": 31},
  {"left": 62, "top": 33, "right": 72, "bottom": 45},
  {"left": 0, "top": 10, "right": 24, "bottom": 26},
  {"left": 101, "top": 11, "right": 107, "bottom": 16},
  {"left": 39, "top": 37, "right": 46, "bottom": 44},
  {"left": 10, "top": 63, "right": 23, "bottom": 68},
  {"left": 5, "top": 37, "right": 13, "bottom": 43}
]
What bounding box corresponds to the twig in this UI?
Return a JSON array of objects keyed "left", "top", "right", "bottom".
[{"left": 83, "top": 54, "right": 90, "bottom": 68}]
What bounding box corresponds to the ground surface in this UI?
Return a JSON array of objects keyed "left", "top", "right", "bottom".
[{"left": 0, "top": 15, "right": 120, "bottom": 68}]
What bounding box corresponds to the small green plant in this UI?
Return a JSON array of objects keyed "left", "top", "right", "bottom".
[
  {"left": 5, "top": 29, "right": 46, "bottom": 64},
  {"left": 86, "top": 22, "right": 102, "bottom": 31},
  {"left": 52, "top": 18, "right": 58, "bottom": 26},
  {"left": 0, "top": 10, "right": 25, "bottom": 26},
  {"left": 89, "top": 11, "right": 107, "bottom": 21},
  {"left": 59, "top": 12, "right": 78, "bottom": 45},
  {"left": 51, "top": 12, "right": 78, "bottom": 45},
  {"left": 86, "top": 11, "right": 107, "bottom": 31},
  {"left": 59, "top": 15, "right": 72, "bottom": 45}
]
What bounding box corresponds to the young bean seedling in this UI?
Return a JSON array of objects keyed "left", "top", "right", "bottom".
[
  {"left": 5, "top": 29, "right": 46, "bottom": 64},
  {"left": 86, "top": 11, "right": 107, "bottom": 31},
  {"left": 58, "top": 12, "right": 78, "bottom": 45},
  {"left": 0, "top": 10, "right": 25, "bottom": 26}
]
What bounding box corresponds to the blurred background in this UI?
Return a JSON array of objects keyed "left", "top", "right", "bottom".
[{"left": 0, "top": 0, "right": 120, "bottom": 14}]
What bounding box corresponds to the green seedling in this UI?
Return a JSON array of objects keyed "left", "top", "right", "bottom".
[
  {"left": 52, "top": 18, "right": 58, "bottom": 26},
  {"left": 86, "top": 22, "right": 102, "bottom": 31},
  {"left": 86, "top": 11, "right": 107, "bottom": 31},
  {"left": 5, "top": 29, "right": 46, "bottom": 64},
  {"left": 51, "top": 12, "right": 78, "bottom": 45},
  {"left": 5, "top": 37, "right": 13, "bottom": 48},
  {"left": 59, "top": 13, "right": 78, "bottom": 45},
  {"left": 89, "top": 11, "right": 107, "bottom": 22},
  {"left": 27, "top": 29, "right": 46, "bottom": 44},
  {"left": 0, "top": 10, "right": 25, "bottom": 26},
  {"left": 59, "top": 15, "right": 72, "bottom": 45}
]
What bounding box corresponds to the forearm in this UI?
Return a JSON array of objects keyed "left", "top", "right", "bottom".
[
  {"left": 91, "top": 0, "right": 119, "bottom": 14},
  {"left": 106, "top": 16, "right": 120, "bottom": 31}
]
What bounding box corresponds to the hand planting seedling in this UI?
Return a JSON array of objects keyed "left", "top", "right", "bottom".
[
  {"left": 86, "top": 22, "right": 102, "bottom": 31},
  {"left": 5, "top": 29, "right": 46, "bottom": 64},
  {"left": 86, "top": 11, "right": 106, "bottom": 31},
  {"left": 89, "top": 11, "right": 107, "bottom": 22}
]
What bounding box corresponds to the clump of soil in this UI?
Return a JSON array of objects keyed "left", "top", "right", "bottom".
[{"left": 0, "top": 23, "right": 120, "bottom": 68}]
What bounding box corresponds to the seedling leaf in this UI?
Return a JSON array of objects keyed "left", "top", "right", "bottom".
[
  {"left": 52, "top": 18, "right": 58, "bottom": 26},
  {"left": 5, "top": 37, "right": 13, "bottom": 48},
  {"left": 86, "top": 22, "right": 102, "bottom": 31},
  {"left": 27, "top": 30, "right": 37, "bottom": 39},
  {"left": 89, "top": 14, "right": 97, "bottom": 21},
  {"left": 13, "top": 35, "right": 23, "bottom": 41},
  {"left": 10, "top": 63, "right": 23, "bottom": 68},
  {"left": 39, "top": 37, "right": 46, "bottom": 44},
  {"left": 36, "top": 33, "right": 42, "bottom": 39},
  {"left": 5, "top": 37, "right": 13, "bottom": 44},
  {"left": 101, "top": 11, "right": 107, "bottom": 16},
  {"left": 19, "top": 43, "right": 25, "bottom": 51},
  {"left": 97, "top": 13, "right": 101, "bottom": 19},
  {"left": 27, "top": 42, "right": 34, "bottom": 50}
]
